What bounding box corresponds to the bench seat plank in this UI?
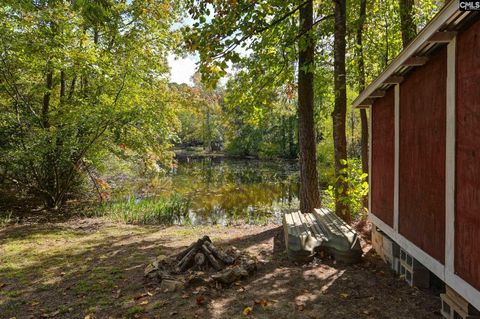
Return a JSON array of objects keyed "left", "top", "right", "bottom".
[{"left": 283, "top": 209, "right": 362, "bottom": 264}]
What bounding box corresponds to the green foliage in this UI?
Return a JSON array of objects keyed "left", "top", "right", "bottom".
[
  {"left": 127, "top": 306, "right": 145, "bottom": 318},
  {"left": 183, "top": 1, "right": 310, "bottom": 159},
  {"left": 95, "top": 193, "right": 191, "bottom": 225},
  {"left": 0, "top": 0, "right": 446, "bottom": 217},
  {"left": 0, "top": 1, "right": 180, "bottom": 207},
  {"left": 172, "top": 74, "right": 225, "bottom": 150},
  {"left": 222, "top": 69, "right": 298, "bottom": 159},
  {"left": 324, "top": 159, "right": 368, "bottom": 218}
]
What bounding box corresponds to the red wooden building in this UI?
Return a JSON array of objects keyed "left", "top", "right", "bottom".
[{"left": 353, "top": 1, "right": 480, "bottom": 313}]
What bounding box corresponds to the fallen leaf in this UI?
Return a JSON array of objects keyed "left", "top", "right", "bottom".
[
  {"left": 295, "top": 303, "right": 305, "bottom": 311},
  {"left": 41, "top": 310, "right": 60, "bottom": 318},
  {"left": 144, "top": 263, "right": 158, "bottom": 276},
  {"left": 139, "top": 300, "right": 149, "bottom": 305},
  {"left": 170, "top": 311, "right": 178, "bottom": 316},
  {"left": 157, "top": 254, "right": 168, "bottom": 262},
  {"left": 84, "top": 315, "right": 92, "bottom": 319},
  {"left": 254, "top": 299, "right": 268, "bottom": 307},
  {"left": 0, "top": 283, "right": 6, "bottom": 289},
  {"left": 340, "top": 293, "right": 349, "bottom": 299},
  {"left": 196, "top": 296, "right": 206, "bottom": 306},
  {"left": 134, "top": 292, "right": 149, "bottom": 300},
  {"left": 31, "top": 301, "right": 40, "bottom": 306},
  {"left": 242, "top": 306, "right": 253, "bottom": 316}
]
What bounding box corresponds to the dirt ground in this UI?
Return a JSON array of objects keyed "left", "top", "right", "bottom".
[{"left": 0, "top": 218, "right": 442, "bottom": 319}]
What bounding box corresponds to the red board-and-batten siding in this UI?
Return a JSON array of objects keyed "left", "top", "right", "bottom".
[
  {"left": 371, "top": 88, "right": 395, "bottom": 227},
  {"left": 366, "top": 13, "right": 480, "bottom": 311},
  {"left": 399, "top": 47, "right": 447, "bottom": 264},
  {"left": 455, "top": 20, "right": 480, "bottom": 291}
]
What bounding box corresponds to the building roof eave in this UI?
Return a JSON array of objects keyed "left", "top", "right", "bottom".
[{"left": 353, "top": 0, "right": 463, "bottom": 109}]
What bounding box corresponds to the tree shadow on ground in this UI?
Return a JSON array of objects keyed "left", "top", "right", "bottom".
[
  {"left": 207, "top": 249, "right": 442, "bottom": 318},
  {"left": 0, "top": 222, "right": 442, "bottom": 319},
  {"left": 193, "top": 227, "right": 442, "bottom": 319}
]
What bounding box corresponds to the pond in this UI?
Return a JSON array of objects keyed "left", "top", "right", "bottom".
[{"left": 110, "top": 157, "right": 300, "bottom": 225}]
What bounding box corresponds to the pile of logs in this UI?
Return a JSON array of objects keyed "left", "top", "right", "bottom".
[
  {"left": 145, "top": 236, "right": 258, "bottom": 287},
  {"left": 174, "top": 236, "right": 236, "bottom": 273}
]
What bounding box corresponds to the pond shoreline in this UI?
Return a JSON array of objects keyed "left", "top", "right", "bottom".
[{"left": 173, "top": 147, "right": 298, "bottom": 162}]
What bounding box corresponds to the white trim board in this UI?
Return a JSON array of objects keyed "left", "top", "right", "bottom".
[
  {"left": 370, "top": 212, "right": 480, "bottom": 312},
  {"left": 446, "top": 271, "right": 480, "bottom": 312},
  {"left": 445, "top": 37, "right": 456, "bottom": 273},
  {"left": 368, "top": 212, "right": 445, "bottom": 280},
  {"left": 368, "top": 108, "right": 372, "bottom": 214}
]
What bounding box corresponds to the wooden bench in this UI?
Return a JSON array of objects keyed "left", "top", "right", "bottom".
[{"left": 283, "top": 208, "right": 362, "bottom": 264}]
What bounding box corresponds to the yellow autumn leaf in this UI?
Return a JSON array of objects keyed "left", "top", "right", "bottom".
[
  {"left": 340, "top": 293, "right": 349, "bottom": 299},
  {"left": 242, "top": 306, "right": 253, "bottom": 316}
]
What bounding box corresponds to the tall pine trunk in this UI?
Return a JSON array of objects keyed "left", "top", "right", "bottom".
[
  {"left": 333, "top": 0, "right": 350, "bottom": 222},
  {"left": 399, "top": 0, "right": 416, "bottom": 48},
  {"left": 298, "top": 0, "right": 321, "bottom": 214},
  {"left": 356, "top": 0, "right": 369, "bottom": 207}
]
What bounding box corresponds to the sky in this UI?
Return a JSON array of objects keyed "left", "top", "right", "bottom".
[
  {"left": 168, "top": 53, "right": 198, "bottom": 86},
  {"left": 167, "top": 6, "right": 240, "bottom": 87},
  {"left": 167, "top": 13, "right": 206, "bottom": 86},
  {"left": 168, "top": 53, "right": 233, "bottom": 87}
]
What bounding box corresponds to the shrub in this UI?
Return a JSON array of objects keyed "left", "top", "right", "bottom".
[{"left": 324, "top": 159, "right": 368, "bottom": 219}]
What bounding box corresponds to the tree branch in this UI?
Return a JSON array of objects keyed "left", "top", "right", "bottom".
[{"left": 210, "top": 1, "right": 309, "bottom": 60}]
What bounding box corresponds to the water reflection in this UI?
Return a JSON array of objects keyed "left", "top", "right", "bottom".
[{"left": 112, "top": 157, "right": 300, "bottom": 225}]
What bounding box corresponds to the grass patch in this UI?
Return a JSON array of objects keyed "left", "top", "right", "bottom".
[
  {"left": 2, "top": 290, "right": 21, "bottom": 298},
  {"left": 93, "top": 193, "right": 191, "bottom": 225},
  {"left": 127, "top": 305, "right": 144, "bottom": 317}
]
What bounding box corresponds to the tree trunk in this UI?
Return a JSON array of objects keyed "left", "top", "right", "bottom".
[
  {"left": 60, "top": 70, "right": 66, "bottom": 100},
  {"left": 298, "top": 0, "right": 321, "bottom": 214},
  {"left": 68, "top": 76, "right": 76, "bottom": 100},
  {"left": 333, "top": 0, "right": 350, "bottom": 222},
  {"left": 41, "top": 66, "right": 57, "bottom": 208},
  {"left": 42, "top": 68, "right": 53, "bottom": 129},
  {"left": 399, "top": 0, "right": 416, "bottom": 48},
  {"left": 356, "top": 0, "right": 369, "bottom": 207},
  {"left": 288, "top": 116, "right": 295, "bottom": 158}
]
